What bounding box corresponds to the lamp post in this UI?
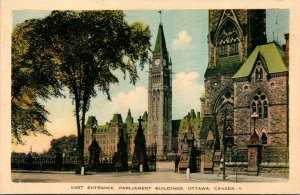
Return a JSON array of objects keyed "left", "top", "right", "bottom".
[
  {"left": 251, "top": 112, "right": 259, "bottom": 136},
  {"left": 221, "top": 108, "right": 234, "bottom": 180},
  {"left": 62, "top": 152, "right": 65, "bottom": 171},
  {"left": 222, "top": 110, "right": 228, "bottom": 180}
]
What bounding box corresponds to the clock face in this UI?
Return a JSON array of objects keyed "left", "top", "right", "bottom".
[{"left": 154, "top": 59, "right": 160, "bottom": 66}]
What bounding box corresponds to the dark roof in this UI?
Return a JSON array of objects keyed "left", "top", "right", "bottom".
[
  {"left": 153, "top": 24, "right": 168, "bottom": 58},
  {"left": 88, "top": 139, "right": 101, "bottom": 151},
  {"left": 205, "top": 55, "right": 242, "bottom": 77},
  {"left": 110, "top": 114, "right": 123, "bottom": 124},
  {"left": 86, "top": 116, "right": 97, "bottom": 128}
]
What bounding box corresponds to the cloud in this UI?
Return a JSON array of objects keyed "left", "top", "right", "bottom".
[
  {"left": 172, "top": 72, "right": 204, "bottom": 119},
  {"left": 95, "top": 87, "right": 148, "bottom": 124},
  {"left": 172, "top": 30, "right": 193, "bottom": 50}
]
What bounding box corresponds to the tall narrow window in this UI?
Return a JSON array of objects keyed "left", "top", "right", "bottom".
[
  {"left": 256, "top": 69, "right": 260, "bottom": 81},
  {"left": 258, "top": 100, "right": 262, "bottom": 118},
  {"left": 263, "top": 101, "right": 268, "bottom": 118},
  {"left": 261, "top": 132, "right": 267, "bottom": 144},
  {"left": 251, "top": 91, "right": 269, "bottom": 119},
  {"left": 252, "top": 102, "right": 257, "bottom": 114},
  {"left": 156, "top": 90, "right": 160, "bottom": 119}
]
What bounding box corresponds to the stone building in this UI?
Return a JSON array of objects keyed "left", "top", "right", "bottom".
[
  {"left": 200, "top": 9, "right": 289, "bottom": 169},
  {"left": 84, "top": 23, "right": 176, "bottom": 161},
  {"left": 146, "top": 23, "right": 173, "bottom": 159},
  {"left": 177, "top": 109, "right": 202, "bottom": 148},
  {"left": 84, "top": 110, "right": 148, "bottom": 160}
]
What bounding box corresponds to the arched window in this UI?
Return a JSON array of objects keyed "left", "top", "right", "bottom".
[
  {"left": 251, "top": 91, "right": 269, "bottom": 119},
  {"left": 263, "top": 101, "right": 268, "bottom": 118},
  {"left": 258, "top": 100, "right": 262, "bottom": 118},
  {"left": 252, "top": 102, "right": 256, "bottom": 113},
  {"left": 254, "top": 61, "right": 264, "bottom": 82},
  {"left": 217, "top": 20, "right": 240, "bottom": 58},
  {"left": 256, "top": 68, "right": 263, "bottom": 81},
  {"left": 261, "top": 129, "right": 267, "bottom": 144}
]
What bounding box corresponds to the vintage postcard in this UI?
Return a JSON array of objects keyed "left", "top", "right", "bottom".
[{"left": 1, "top": 0, "right": 300, "bottom": 194}]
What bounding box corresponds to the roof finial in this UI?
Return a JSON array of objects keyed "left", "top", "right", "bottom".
[{"left": 158, "top": 10, "right": 162, "bottom": 24}]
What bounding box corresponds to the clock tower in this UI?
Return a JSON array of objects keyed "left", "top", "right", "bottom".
[{"left": 147, "top": 23, "right": 172, "bottom": 159}]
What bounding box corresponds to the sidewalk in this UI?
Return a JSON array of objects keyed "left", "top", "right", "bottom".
[
  {"left": 12, "top": 170, "right": 288, "bottom": 183},
  {"left": 189, "top": 172, "right": 288, "bottom": 183}
]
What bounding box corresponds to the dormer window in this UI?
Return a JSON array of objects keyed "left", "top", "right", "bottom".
[{"left": 254, "top": 61, "right": 264, "bottom": 82}]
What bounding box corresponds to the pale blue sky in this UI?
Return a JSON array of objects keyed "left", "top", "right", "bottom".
[{"left": 12, "top": 10, "right": 289, "bottom": 152}]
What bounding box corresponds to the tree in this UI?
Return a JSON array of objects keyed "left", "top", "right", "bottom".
[
  {"left": 22, "top": 10, "right": 151, "bottom": 171},
  {"left": 47, "top": 135, "right": 78, "bottom": 156},
  {"left": 12, "top": 21, "right": 62, "bottom": 143}
]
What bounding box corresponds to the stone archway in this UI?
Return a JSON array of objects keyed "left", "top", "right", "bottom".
[
  {"left": 214, "top": 103, "right": 234, "bottom": 151},
  {"left": 213, "top": 89, "right": 234, "bottom": 150}
]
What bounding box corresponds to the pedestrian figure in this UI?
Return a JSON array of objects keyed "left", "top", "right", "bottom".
[
  {"left": 174, "top": 154, "right": 180, "bottom": 173},
  {"left": 217, "top": 158, "right": 224, "bottom": 177}
]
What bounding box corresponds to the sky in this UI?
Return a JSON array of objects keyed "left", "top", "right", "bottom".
[{"left": 12, "top": 9, "right": 289, "bottom": 153}]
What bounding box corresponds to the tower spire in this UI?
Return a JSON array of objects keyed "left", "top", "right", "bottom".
[{"left": 153, "top": 21, "right": 168, "bottom": 58}]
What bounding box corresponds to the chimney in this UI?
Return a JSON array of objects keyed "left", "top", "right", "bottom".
[{"left": 283, "top": 33, "right": 289, "bottom": 68}]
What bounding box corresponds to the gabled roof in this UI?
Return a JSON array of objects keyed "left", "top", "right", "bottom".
[{"left": 233, "top": 43, "right": 287, "bottom": 79}]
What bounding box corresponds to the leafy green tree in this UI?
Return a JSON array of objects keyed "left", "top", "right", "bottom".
[
  {"left": 12, "top": 21, "right": 62, "bottom": 143},
  {"left": 47, "top": 135, "right": 78, "bottom": 156},
  {"left": 19, "top": 10, "right": 151, "bottom": 170}
]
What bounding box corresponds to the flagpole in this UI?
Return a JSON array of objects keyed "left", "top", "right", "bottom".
[
  {"left": 276, "top": 15, "right": 278, "bottom": 43},
  {"left": 158, "top": 10, "right": 162, "bottom": 24}
]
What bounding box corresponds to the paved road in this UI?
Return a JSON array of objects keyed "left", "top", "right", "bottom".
[{"left": 11, "top": 162, "right": 288, "bottom": 183}]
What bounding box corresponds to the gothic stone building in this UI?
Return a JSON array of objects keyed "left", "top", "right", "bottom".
[
  {"left": 84, "top": 23, "right": 175, "bottom": 161},
  {"left": 146, "top": 23, "right": 173, "bottom": 159},
  {"left": 200, "top": 10, "right": 289, "bottom": 167},
  {"left": 84, "top": 110, "right": 148, "bottom": 160}
]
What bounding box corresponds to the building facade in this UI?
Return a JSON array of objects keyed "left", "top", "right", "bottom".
[
  {"left": 146, "top": 23, "right": 173, "bottom": 158},
  {"left": 200, "top": 9, "right": 289, "bottom": 166},
  {"left": 84, "top": 110, "right": 148, "bottom": 160},
  {"left": 83, "top": 10, "right": 289, "bottom": 170},
  {"left": 84, "top": 23, "right": 175, "bottom": 161}
]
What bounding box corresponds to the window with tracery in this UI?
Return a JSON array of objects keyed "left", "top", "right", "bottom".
[
  {"left": 251, "top": 91, "right": 268, "bottom": 119},
  {"left": 217, "top": 20, "right": 240, "bottom": 58}
]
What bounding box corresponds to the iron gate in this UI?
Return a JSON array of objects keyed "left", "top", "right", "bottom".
[{"left": 146, "top": 144, "right": 157, "bottom": 172}]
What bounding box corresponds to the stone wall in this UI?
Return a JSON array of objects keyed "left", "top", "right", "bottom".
[
  {"left": 233, "top": 64, "right": 288, "bottom": 147},
  {"left": 204, "top": 74, "right": 233, "bottom": 115}
]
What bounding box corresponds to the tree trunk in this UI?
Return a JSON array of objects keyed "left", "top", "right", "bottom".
[{"left": 74, "top": 93, "right": 84, "bottom": 173}]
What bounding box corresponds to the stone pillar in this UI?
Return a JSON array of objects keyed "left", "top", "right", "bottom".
[
  {"left": 88, "top": 139, "right": 101, "bottom": 170},
  {"left": 247, "top": 130, "right": 262, "bottom": 173},
  {"left": 131, "top": 116, "right": 148, "bottom": 172}
]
